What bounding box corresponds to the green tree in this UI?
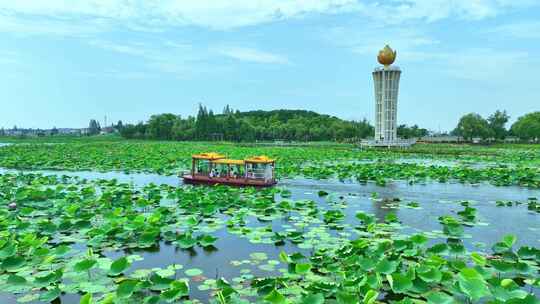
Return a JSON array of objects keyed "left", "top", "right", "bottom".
[
  {"left": 120, "top": 122, "right": 147, "bottom": 139},
  {"left": 223, "top": 114, "right": 239, "bottom": 141},
  {"left": 397, "top": 124, "right": 429, "bottom": 139},
  {"left": 487, "top": 110, "right": 509, "bottom": 140},
  {"left": 147, "top": 113, "right": 179, "bottom": 140},
  {"left": 88, "top": 119, "right": 101, "bottom": 135},
  {"left": 206, "top": 110, "right": 220, "bottom": 140},
  {"left": 222, "top": 104, "right": 233, "bottom": 115},
  {"left": 453, "top": 113, "right": 492, "bottom": 141},
  {"left": 195, "top": 104, "right": 209, "bottom": 140},
  {"left": 119, "top": 108, "right": 376, "bottom": 142},
  {"left": 510, "top": 112, "right": 540, "bottom": 141},
  {"left": 172, "top": 116, "right": 195, "bottom": 140}
]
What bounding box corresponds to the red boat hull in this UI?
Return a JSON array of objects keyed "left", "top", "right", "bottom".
[{"left": 182, "top": 175, "right": 277, "bottom": 187}]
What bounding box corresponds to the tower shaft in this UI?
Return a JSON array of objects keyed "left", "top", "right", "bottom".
[{"left": 373, "top": 66, "right": 401, "bottom": 142}]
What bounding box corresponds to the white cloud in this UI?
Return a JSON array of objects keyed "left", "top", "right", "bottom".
[
  {"left": 325, "top": 22, "right": 534, "bottom": 83},
  {"left": 88, "top": 40, "right": 156, "bottom": 58},
  {"left": 0, "top": 0, "right": 359, "bottom": 33},
  {"left": 1, "top": 0, "right": 537, "bottom": 36},
  {"left": 0, "top": 12, "right": 108, "bottom": 37},
  {"left": 0, "top": 1, "right": 138, "bottom": 19},
  {"left": 155, "top": 0, "right": 359, "bottom": 29},
  {"left": 88, "top": 39, "right": 204, "bottom": 77},
  {"left": 3, "top": 1, "right": 537, "bottom": 82},
  {"left": 358, "top": 0, "right": 539, "bottom": 23},
  {"left": 87, "top": 39, "right": 242, "bottom": 78},
  {"left": 80, "top": 69, "right": 157, "bottom": 80},
  {"left": 215, "top": 46, "right": 289, "bottom": 64},
  {"left": 488, "top": 20, "right": 540, "bottom": 39},
  {"left": 89, "top": 39, "right": 195, "bottom": 61},
  {"left": 323, "top": 24, "right": 439, "bottom": 63},
  {"left": 443, "top": 48, "right": 530, "bottom": 81}
]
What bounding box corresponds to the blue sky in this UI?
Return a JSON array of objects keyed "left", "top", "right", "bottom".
[{"left": 1, "top": 1, "right": 539, "bottom": 131}]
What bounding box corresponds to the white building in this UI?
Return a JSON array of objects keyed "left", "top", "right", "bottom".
[
  {"left": 362, "top": 45, "right": 415, "bottom": 148},
  {"left": 373, "top": 65, "right": 400, "bottom": 142}
]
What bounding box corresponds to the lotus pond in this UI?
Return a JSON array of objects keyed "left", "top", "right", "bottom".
[{"left": 0, "top": 141, "right": 539, "bottom": 303}]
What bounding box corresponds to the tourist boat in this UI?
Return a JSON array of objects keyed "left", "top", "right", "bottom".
[{"left": 182, "top": 152, "right": 277, "bottom": 187}]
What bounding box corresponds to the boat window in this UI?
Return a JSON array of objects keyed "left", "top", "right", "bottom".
[
  {"left": 230, "top": 165, "right": 244, "bottom": 178},
  {"left": 264, "top": 164, "right": 273, "bottom": 181},
  {"left": 212, "top": 164, "right": 228, "bottom": 178},
  {"left": 247, "top": 163, "right": 269, "bottom": 179},
  {"left": 195, "top": 160, "right": 210, "bottom": 175}
]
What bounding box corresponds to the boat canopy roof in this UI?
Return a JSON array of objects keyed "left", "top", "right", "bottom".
[
  {"left": 192, "top": 152, "right": 225, "bottom": 160},
  {"left": 245, "top": 155, "right": 275, "bottom": 164},
  {"left": 211, "top": 159, "right": 245, "bottom": 165},
  {"left": 192, "top": 153, "right": 275, "bottom": 164}
]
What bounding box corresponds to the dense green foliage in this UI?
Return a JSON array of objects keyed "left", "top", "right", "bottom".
[
  {"left": 0, "top": 171, "right": 538, "bottom": 303},
  {"left": 119, "top": 107, "right": 374, "bottom": 142},
  {"left": 118, "top": 107, "right": 540, "bottom": 143},
  {"left": 452, "top": 110, "right": 540, "bottom": 141},
  {"left": 0, "top": 140, "right": 539, "bottom": 187},
  {"left": 488, "top": 110, "right": 510, "bottom": 140},
  {"left": 88, "top": 119, "right": 102, "bottom": 136},
  {"left": 0, "top": 139, "right": 539, "bottom": 303},
  {"left": 397, "top": 124, "right": 428, "bottom": 139},
  {"left": 453, "top": 113, "right": 493, "bottom": 140},
  {"left": 511, "top": 112, "right": 540, "bottom": 141}
]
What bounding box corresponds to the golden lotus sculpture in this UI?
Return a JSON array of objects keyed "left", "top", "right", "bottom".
[{"left": 377, "top": 45, "right": 396, "bottom": 67}]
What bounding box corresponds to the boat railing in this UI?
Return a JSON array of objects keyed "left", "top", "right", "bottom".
[{"left": 193, "top": 172, "right": 246, "bottom": 180}]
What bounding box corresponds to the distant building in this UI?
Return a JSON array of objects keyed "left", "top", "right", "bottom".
[
  {"left": 1, "top": 127, "right": 87, "bottom": 137},
  {"left": 80, "top": 128, "right": 91, "bottom": 135},
  {"left": 100, "top": 126, "right": 118, "bottom": 135},
  {"left": 418, "top": 136, "right": 464, "bottom": 143},
  {"left": 57, "top": 128, "right": 82, "bottom": 135},
  {"left": 504, "top": 136, "right": 520, "bottom": 143},
  {"left": 4, "top": 128, "right": 37, "bottom": 137}
]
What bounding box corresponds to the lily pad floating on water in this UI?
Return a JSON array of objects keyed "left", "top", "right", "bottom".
[
  {"left": 249, "top": 252, "right": 268, "bottom": 261},
  {"left": 185, "top": 268, "right": 203, "bottom": 276}
]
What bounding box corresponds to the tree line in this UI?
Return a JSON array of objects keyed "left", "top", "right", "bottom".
[
  {"left": 452, "top": 110, "right": 540, "bottom": 141},
  {"left": 119, "top": 105, "right": 376, "bottom": 142},
  {"left": 96, "top": 105, "right": 540, "bottom": 143}
]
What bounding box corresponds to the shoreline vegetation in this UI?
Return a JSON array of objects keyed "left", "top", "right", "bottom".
[
  {"left": 3, "top": 108, "right": 540, "bottom": 143},
  {"left": 0, "top": 139, "right": 539, "bottom": 186}
]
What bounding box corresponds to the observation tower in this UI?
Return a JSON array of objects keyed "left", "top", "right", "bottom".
[{"left": 362, "top": 45, "right": 415, "bottom": 148}]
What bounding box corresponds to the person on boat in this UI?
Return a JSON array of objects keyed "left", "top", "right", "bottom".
[{"left": 209, "top": 169, "right": 215, "bottom": 178}]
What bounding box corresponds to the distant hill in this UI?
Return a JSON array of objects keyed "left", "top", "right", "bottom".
[
  {"left": 120, "top": 107, "right": 374, "bottom": 142},
  {"left": 227, "top": 109, "right": 339, "bottom": 122}
]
